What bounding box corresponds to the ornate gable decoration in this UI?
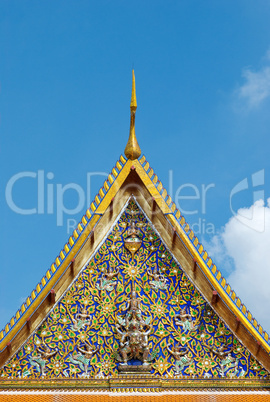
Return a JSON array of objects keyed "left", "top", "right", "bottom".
[{"left": 1, "top": 199, "right": 267, "bottom": 380}]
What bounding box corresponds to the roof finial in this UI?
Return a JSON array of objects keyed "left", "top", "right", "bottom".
[{"left": 124, "top": 70, "right": 141, "bottom": 160}]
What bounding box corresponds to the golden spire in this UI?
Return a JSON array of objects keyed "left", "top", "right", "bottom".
[{"left": 124, "top": 70, "right": 141, "bottom": 160}]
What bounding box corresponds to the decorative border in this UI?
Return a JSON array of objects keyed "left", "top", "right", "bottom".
[
  {"left": 1, "top": 391, "right": 270, "bottom": 394},
  {"left": 1, "top": 377, "right": 270, "bottom": 391}
]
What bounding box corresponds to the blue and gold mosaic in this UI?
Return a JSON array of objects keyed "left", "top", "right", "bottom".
[{"left": 0, "top": 199, "right": 268, "bottom": 379}]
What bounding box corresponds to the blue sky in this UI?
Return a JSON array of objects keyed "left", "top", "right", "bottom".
[{"left": 1, "top": 1, "right": 270, "bottom": 334}]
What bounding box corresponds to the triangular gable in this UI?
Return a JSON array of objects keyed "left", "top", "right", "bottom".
[
  {"left": 1, "top": 155, "right": 270, "bottom": 378},
  {"left": 0, "top": 198, "right": 268, "bottom": 383}
]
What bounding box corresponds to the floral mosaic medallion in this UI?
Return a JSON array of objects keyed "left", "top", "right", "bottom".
[{"left": 1, "top": 199, "right": 268, "bottom": 379}]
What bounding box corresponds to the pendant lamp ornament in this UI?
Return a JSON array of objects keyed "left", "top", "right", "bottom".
[{"left": 124, "top": 220, "right": 142, "bottom": 258}]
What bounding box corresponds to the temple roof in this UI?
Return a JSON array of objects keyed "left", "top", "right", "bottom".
[{"left": 0, "top": 71, "right": 270, "bottom": 389}]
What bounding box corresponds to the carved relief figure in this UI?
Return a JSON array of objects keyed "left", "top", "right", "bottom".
[
  {"left": 167, "top": 343, "right": 193, "bottom": 374},
  {"left": 210, "top": 343, "right": 232, "bottom": 359},
  {"left": 70, "top": 305, "right": 92, "bottom": 331},
  {"left": 217, "top": 352, "right": 237, "bottom": 377},
  {"left": 124, "top": 290, "right": 144, "bottom": 324},
  {"left": 147, "top": 265, "right": 168, "bottom": 290},
  {"left": 97, "top": 264, "right": 119, "bottom": 291},
  {"left": 209, "top": 343, "right": 243, "bottom": 377},
  {"left": 29, "top": 344, "right": 57, "bottom": 376},
  {"left": 175, "top": 307, "right": 198, "bottom": 333},
  {"left": 116, "top": 291, "right": 152, "bottom": 366},
  {"left": 69, "top": 343, "right": 99, "bottom": 374},
  {"left": 116, "top": 320, "right": 151, "bottom": 365},
  {"left": 125, "top": 220, "right": 141, "bottom": 242}
]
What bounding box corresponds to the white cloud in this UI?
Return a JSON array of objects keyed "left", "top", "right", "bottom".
[
  {"left": 235, "top": 49, "right": 270, "bottom": 109},
  {"left": 207, "top": 198, "right": 270, "bottom": 333}
]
